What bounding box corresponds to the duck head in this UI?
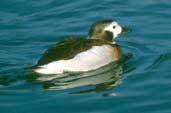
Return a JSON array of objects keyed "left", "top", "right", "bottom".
[{"left": 88, "top": 19, "right": 131, "bottom": 42}]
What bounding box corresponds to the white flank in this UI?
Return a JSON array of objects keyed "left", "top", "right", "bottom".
[{"left": 34, "top": 45, "right": 118, "bottom": 74}]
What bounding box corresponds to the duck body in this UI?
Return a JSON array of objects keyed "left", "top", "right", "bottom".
[
  {"left": 34, "top": 37, "right": 121, "bottom": 74},
  {"left": 32, "top": 19, "right": 130, "bottom": 74}
]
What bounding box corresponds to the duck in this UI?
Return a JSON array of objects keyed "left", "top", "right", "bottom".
[{"left": 32, "top": 19, "right": 130, "bottom": 74}]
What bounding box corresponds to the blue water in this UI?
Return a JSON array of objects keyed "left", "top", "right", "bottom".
[{"left": 0, "top": 0, "right": 171, "bottom": 113}]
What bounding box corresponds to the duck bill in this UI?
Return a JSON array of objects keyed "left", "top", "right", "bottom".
[{"left": 122, "top": 27, "right": 132, "bottom": 34}]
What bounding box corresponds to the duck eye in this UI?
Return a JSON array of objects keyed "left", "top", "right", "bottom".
[{"left": 113, "top": 26, "right": 116, "bottom": 29}]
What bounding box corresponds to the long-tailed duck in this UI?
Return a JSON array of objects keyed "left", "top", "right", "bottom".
[{"left": 32, "top": 19, "right": 130, "bottom": 74}]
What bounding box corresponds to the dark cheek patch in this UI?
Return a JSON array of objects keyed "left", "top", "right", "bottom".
[{"left": 102, "top": 31, "right": 113, "bottom": 41}]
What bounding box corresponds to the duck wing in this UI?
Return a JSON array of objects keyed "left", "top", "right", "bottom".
[{"left": 35, "top": 37, "right": 114, "bottom": 66}]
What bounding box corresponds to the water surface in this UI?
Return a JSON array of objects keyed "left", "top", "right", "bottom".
[{"left": 0, "top": 0, "right": 171, "bottom": 113}]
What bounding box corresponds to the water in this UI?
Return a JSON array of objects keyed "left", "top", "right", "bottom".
[{"left": 0, "top": 0, "right": 171, "bottom": 113}]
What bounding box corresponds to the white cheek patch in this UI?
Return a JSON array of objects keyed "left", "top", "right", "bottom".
[
  {"left": 104, "top": 22, "right": 122, "bottom": 39},
  {"left": 104, "top": 22, "right": 115, "bottom": 32},
  {"left": 116, "top": 26, "right": 122, "bottom": 35}
]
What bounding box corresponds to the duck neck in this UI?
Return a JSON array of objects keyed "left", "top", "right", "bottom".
[
  {"left": 88, "top": 36, "right": 116, "bottom": 44},
  {"left": 89, "top": 31, "right": 114, "bottom": 42}
]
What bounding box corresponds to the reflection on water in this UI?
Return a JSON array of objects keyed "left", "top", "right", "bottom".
[
  {"left": 43, "top": 63, "right": 122, "bottom": 94},
  {"left": 27, "top": 51, "right": 133, "bottom": 95}
]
